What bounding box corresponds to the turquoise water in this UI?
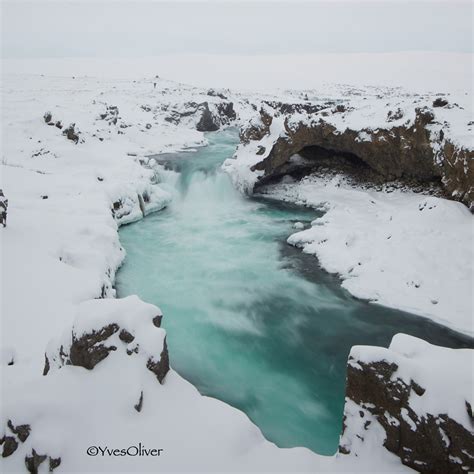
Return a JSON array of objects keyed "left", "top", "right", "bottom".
[{"left": 116, "top": 129, "right": 473, "bottom": 455}]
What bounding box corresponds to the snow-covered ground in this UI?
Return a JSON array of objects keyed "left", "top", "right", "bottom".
[
  {"left": 0, "top": 71, "right": 413, "bottom": 472},
  {"left": 259, "top": 174, "right": 473, "bottom": 336},
  {"left": 1, "top": 54, "right": 472, "bottom": 472}
]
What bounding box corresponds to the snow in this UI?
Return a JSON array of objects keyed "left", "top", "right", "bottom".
[
  {"left": 2, "top": 53, "right": 472, "bottom": 471},
  {"left": 261, "top": 175, "right": 473, "bottom": 336},
  {"left": 350, "top": 333, "right": 474, "bottom": 434},
  {"left": 0, "top": 69, "right": 411, "bottom": 472},
  {"left": 4, "top": 52, "right": 472, "bottom": 93}
]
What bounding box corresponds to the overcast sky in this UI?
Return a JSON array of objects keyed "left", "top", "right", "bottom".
[{"left": 2, "top": 1, "right": 472, "bottom": 58}]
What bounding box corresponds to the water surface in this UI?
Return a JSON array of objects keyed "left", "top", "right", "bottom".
[{"left": 116, "top": 129, "right": 473, "bottom": 455}]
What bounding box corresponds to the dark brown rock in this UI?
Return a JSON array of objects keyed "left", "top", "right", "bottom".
[
  {"left": 433, "top": 97, "right": 449, "bottom": 108},
  {"left": 62, "top": 123, "right": 80, "bottom": 144},
  {"left": 244, "top": 105, "right": 474, "bottom": 209},
  {"left": 146, "top": 337, "right": 169, "bottom": 384},
  {"left": 339, "top": 357, "right": 474, "bottom": 473},
  {"left": 1, "top": 436, "right": 18, "bottom": 457},
  {"left": 43, "top": 112, "right": 52, "bottom": 124},
  {"left": 25, "top": 449, "right": 47, "bottom": 474},
  {"left": 49, "top": 456, "right": 61, "bottom": 471},
  {"left": 69, "top": 323, "right": 119, "bottom": 370},
  {"left": 119, "top": 329, "right": 135, "bottom": 344},
  {"left": 152, "top": 314, "right": 162, "bottom": 328},
  {"left": 134, "top": 391, "right": 144, "bottom": 412},
  {"left": 8, "top": 420, "right": 31, "bottom": 442}
]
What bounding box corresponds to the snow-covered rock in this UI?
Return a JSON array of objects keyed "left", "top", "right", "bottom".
[
  {"left": 224, "top": 88, "right": 473, "bottom": 209},
  {"left": 1, "top": 68, "right": 471, "bottom": 473},
  {"left": 339, "top": 334, "right": 474, "bottom": 473}
]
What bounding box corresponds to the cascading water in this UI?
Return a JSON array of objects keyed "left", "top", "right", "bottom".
[{"left": 116, "top": 129, "right": 473, "bottom": 455}]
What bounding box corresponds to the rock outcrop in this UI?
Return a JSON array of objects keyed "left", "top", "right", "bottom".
[
  {"left": 339, "top": 334, "right": 474, "bottom": 473},
  {"left": 164, "top": 100, "right": 236, "bottom": 131},
  {"left": 0, "top": 190, "right": 8, "bottom": 227},
  {"left": 44, "top": 298, "right": 170, "bottom": 385},
  {"left": 236, "top": 98, "right": 474, "bottom": 209},
  {"left": 2, "top": 297, "right": 170, "bottom": 472}
]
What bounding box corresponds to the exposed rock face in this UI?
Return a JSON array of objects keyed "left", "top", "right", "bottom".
[
  {"left": 44, "top": 300, "right": 169, "bottom": 385},
  {"left": 68, "top": 323, "right": 119, "bottom": 370},
  {"left": 196, "top": 101, "right": 236, "bottom": 131},
  {"left": 164, "top": 100, "right": 236, "bottom": 131},
  {"left": 339, "top": 335, "right": 474, "bottom": 473},
  {"left": 196, "top": 102, "right": 219, "bottom": 132},
  {"left": 0, "top": 190, "right": 8, "bottom": 227},
  {"left": 146, "top": 337, "right": 170, "bottom": 384},
  {"left": 238, "top": 101, "right": 474, "bottom": 209}
]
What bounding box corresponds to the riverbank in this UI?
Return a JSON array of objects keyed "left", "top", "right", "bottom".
[
  {"left": 257, "top": 173, "right": 473, "bottom": 336},
  {"left": 1, "top": 72, "right": 384, "bottom": 473},
  {"left": 1, "top": 67, "right": 472, "bottom": 472}
]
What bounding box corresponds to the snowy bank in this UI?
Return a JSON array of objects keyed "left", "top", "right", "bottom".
[
  {"left": 261, "top": 175, "right": 473, "bottom": 336},
  {"left": 1, "top": 68, "right": 471, "bottom": 473},
  {"left": 1, "top": 72, "right": 410, "bottom": 472},
  {"left": 340, "top": 334, "right": 474, "bottom": 472}
]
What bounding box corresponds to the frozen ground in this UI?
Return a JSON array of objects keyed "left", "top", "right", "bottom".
[
  {"left": 1, "top": 54, "right": 472, "bottom": 472},
  {"left": 0, "top": 70, "right": 412, "bottom": 472},
  {"left": 259, "top": 174, "right": 473, "bottom": 336}
]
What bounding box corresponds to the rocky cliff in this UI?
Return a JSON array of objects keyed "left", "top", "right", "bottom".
[
  {"left": 228, "top": 91, "right": 474, "bottom": 209},
  {"left": 338, "top": 334, "right": 474, "bottom": 473}
]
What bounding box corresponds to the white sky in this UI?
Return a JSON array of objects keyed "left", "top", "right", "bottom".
[{"left": 1, "top": 1, "right": 472, "bottom": 58}]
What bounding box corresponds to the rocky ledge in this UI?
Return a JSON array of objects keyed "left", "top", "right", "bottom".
[
  {"left": 339, "top": 334, "right": 474, "bottom": 473},
  {"left": 228, "top": 92, "right": 473, "bottom": 209},
  {"left": 1, "top": 296, "right": 169, "bottom": 472}
]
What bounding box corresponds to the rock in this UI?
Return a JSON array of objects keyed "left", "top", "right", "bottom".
[
  {"left": 241, "top": 104, "right": 474, "bottom": 209},
  {"left": 196, "top": 102, "right": 219, "bottom": 132},
  {"left": 45, "top": 299, "right": 170, "bottom": 385},
  {"left": 0, "top": 189, "right": 8, "bottom": 227},
  {"left": 146, "top": 337, "right": 169, "bottom": 384},
  {"left": 62, "top": 123, "right": 80, "bottom": 144},
  {"left": 25, "top": 449, "right": 47, "bottom": 474},
  {"left": 49, "top": 457, "right": 61, "bottom": 471},
  {"left": 43, "top": 353, "right": 50, "bottom": 376},
  {"left": 216, "top": 102, "right": 236, "bottom": 121},
  {"left": 43, "top": 111, "right": 52, "bottom": 124},
  {"left": 145, "top": 123, "right": 152, "bottom": 130},
  {"left": 1, "top": 436, "right": 18, "bottom": 457},
  {"left": 339, "top": 336, "right": 474, "bottom": 473},
  {"left": 256, "top": 145, "right": 266, "bottom": 156},
  {"left": 433, "top": 97, "right": 449, "bottom": 108},
  {"left": 68, "top": 323, "right": 119, "bottom": 370},
  {"left": 8, "top": 420, "right": 31, "bottom": 442},
  {"left": 54, "top": 121, "right": 63, "bottom": 129},
  {"left": 134, "top": 391, "right": 144, "bottom": 412},
  {"left": 152, "top": 314, "right": 163, "bottom": 328},
  {"left": 119, "top": 329, "right": 135, "bottom": 344},
  {"left": 207, "top": 89, "right": 227, "bottom": 100},
  {"left": 387, "top": 108, "right": 404, "bottom": 122}
]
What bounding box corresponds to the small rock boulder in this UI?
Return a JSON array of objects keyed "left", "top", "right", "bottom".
[{"left": 0, "top": 190, "right": 8, "bottom": 227}]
